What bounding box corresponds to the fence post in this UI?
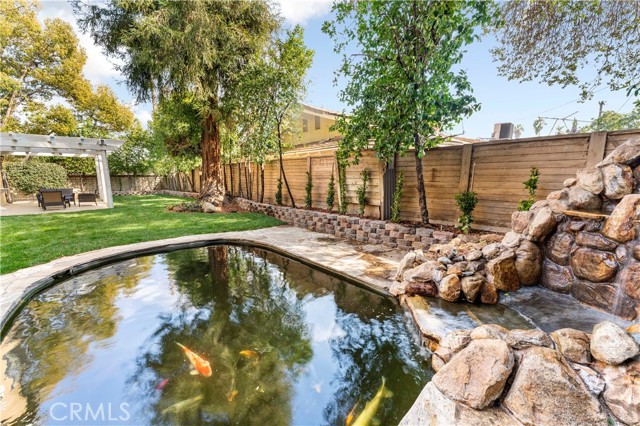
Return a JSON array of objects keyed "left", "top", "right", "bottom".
[
  {"left": 586, "top": 131, "right": 608, "bottom": 167},
  {"left": 458, "top": 144, "right": 473, "bottom": 193}
]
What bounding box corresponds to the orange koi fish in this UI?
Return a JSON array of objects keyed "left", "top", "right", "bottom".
[
  {"left": 627, "top": 324, "right": 640, "bottom": 334},
  {"left": 176, "top": 343, "right": 212, "bottom": 377},
  {"left": 346, "top": 400, "right": 360, "bottom": 426},
  {"left": 239, "top": 349, "right": 260, "bottom": 365},
  {"left": 156, "top": 378, "right": 170, "bottom": 391}
]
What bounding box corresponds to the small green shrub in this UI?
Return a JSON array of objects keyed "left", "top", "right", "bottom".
[
  {"left": 338, "top": 162, "right": 347, "bottom": 214},
  {"left": 391, "top": 172, "right": 404, "bottom": 223},
  {"left": 518, "top": 167, "right": 540, "bottom": 211},
  {"left": 326, "top": 173, "right": 335, "bottom": 211},
  {"left": 455, "top": 191, "right": 478, "bottom": 233},
  {"left": 4, "top": 160, "right": 68, "bottom": 194},
  {"left": 304, "top": 170, "right": 313, "bottom": 209},
  {"left": 356, "top": 168, "right": 370, "bottom": 216},
  {"left": 275, "top": 177, "right": 283, "bottom": 205}
]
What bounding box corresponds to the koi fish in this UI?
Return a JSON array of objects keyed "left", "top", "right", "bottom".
[
  {"left": 351, "top": 378, "right": 393, "bottom": 426},
  {"left": 177, "top": 343, "right": 212, "bottom": 377},
  {"left": 156, "top": 378, "right": 170, "bottom": 390},
  {"left": 227, "top": 371, "right": 238, "bottom": 402},
  {"left": 627, "top": 324, "right": 640, "bottom": 334},
  {"left": 346, "top": 400, "right": 360, "bottom": 426},
  {"left": 161, "top": 395, "right": 203, "bottom": 415},
  {"left": 239, "top": 349, "right": 260, "bottom": 365}
]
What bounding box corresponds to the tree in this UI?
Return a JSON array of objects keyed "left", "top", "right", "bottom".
[
  {"left": 492, "top": 1, "right": 640, "bottom": 102},
  {"left": 581, "top": 104, "right": 640, "bottom": 132},
  {"left": 324, "top": 0, "right": 497, "bottom": 224},
  {"left": 0, "top": 0, "right": 86, "bottom": 130},
  {"left": 108, "top": 123, "right": 154, "bottom": 176},
  {"left": 74, "top": 0, "right": 278, "bottom": 201}
]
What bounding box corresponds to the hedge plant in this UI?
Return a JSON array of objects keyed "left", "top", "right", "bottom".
[
  {"left": 455, "top": 190, "right": 478, "bottom": 233},
  {"left": 4, "top": 161, "right": 68, "bottom": 194}
]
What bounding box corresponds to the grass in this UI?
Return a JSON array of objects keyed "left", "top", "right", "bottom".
[{"left": 0, "top": 195, "right": 283, "bottom": 275}]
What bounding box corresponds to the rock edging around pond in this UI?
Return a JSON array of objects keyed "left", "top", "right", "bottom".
[{"left": 401, "top": 321, "right": 640, "bottom": 426}]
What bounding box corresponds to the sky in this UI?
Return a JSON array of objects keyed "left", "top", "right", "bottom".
[{"left": 39, "top": 0, "right": 637, "bottom": 139}]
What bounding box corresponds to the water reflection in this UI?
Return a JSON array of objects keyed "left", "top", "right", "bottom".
[{"left": 1, "top": 246, "right": 430, "bottom": 425}]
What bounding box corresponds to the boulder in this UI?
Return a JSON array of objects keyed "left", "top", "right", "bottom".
[
  {"left": 465, "top": 249, "right": 483, "bottom": 261},
  {"left": 502, "top": 347, "right": 608, "bottom": 426},
  {"left": 446, "top": 262, "right": 466, "bottom": 277},
  {"left": 576, "top": 167, "right": 604, "bottom": 195},
  {"left": 405, "top": 281, "right": 437, "bottom": 297},
  {"left": 432, "top": 339, "right": 514, "bottom": 409},
  {"left": 620, "top": 262, "right": 640, "bottom": 301},
  {"left": 434, "top": 329, "right": 472, "bottom": 363},
  {"left": 514, "top": 240, "right": 542, "bottom": 286},
  {"left": 571, "top": 364, "right": 605, "bottom": 396},
  {"left": 470, "top": 324, "right": 509, "bottom": 341},
  {"left": 570, "top": 247, "right": 618, "bottom": 283},
  {"left": 634, "top": 244, "right": 640, "bottom": 261},
  {"left": 480, "top": 281, "right": 499, "bottom": 304},
  {"left": 602, "top": 194, "right": 640, "bottom": 242},
  {"left": 571, "top": 281, "right": 637, "bottom": 320},
  {"left": 482, "top": 243, "right": 507, "bottom": 260},
  {"left": 501, "top": 231, "right": 522, "bottom": 249},
  {"left": 601, "top": 163, "right": 634, "bottom": 200},
  {"left": 575, "top": 232, "right": 617, "bottom": 251},
  {"left": 506, "top": 329, "right": 554, "bottom": 349},
  {"left": 615, "top": 245, "right": 628, "bottom": 262},
  {"left": 592, "top": 359, "right": 640, "bottom": 425},
  {"left": 563, "top": 178, "right": 577, "bottom": 188},
  {"left": 486, "top": 254, "right": 521, "bottom": 292},
  {"left": 512, "top": 210, "right": 533, "bottom": 234},
  {"left": 431, "top": 354, "right": 445, "bottom": 373},
  {"left": 600, "top": 135, "right": 640, "bottom": 167},
  {"left": 549, "top": 328, "right": 591, "bottom": 364},
  {"left": 388, "top": 281, "right": 407, "bottom": 296},
  {"left": 399, "top": 382, "right": 520, "bottom": 426},
  {"left": 547, "top": 188, "right": 568, "bottom": 201},
  {"left": 461, "top": 274, "right": 485, "bottom": 303},
  {"left": 202, "top": 202, "right": 221, "bottom": 213},
  {"left": 438, "top": 274, "right": 461, "bottom": 302},
  {"left": 590, "top": 321, "right": 640, "bottom": 365},
  {"left": 567, "top": 186, "right": 603, "bottom": 210},
  {"left": 544, "top": 232, "right": 574, "bottom": 266},
  {"left": 526, "top": 207, "right": 557, "bottom": 242},
  {"left": 403, "top": 260, "right": 445, "bottom": 283},
  {"left": 540, "top": 260, "right": 573, "bottom": 293},
  {"left": 394, "top": 252, "right": 417, "bottom": 281}
]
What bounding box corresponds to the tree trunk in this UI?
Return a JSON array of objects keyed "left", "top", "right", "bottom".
[
  {"left": 237, "top": 162, "right": 243, "bottom": 198},
  {"left": 229, "top": 161, "right": 234, "bottom": 196},
  {"left": 199, "top": 112, "right": 224, "bottom": 201},
  {"left": 2, "top": 67, "right": 29, "bottom": 128},
  {"left": 150, "top": 79, "right": 158, "bottom": 113},
  {"left": 260, "top": 163, "right": 265, "bottom": 203},
  {"left": 223, "top": 161, "right": 227, "bottom": 194},
  {"left": 277, "top": 122, "right": 296, "bottom": 208},
  {"left": 413, "top": 134, "right": 429, "bottom": 224}
]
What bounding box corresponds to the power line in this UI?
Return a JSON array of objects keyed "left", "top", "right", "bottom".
[{"left": 515, "top": 86, "right": 609, "bottom": 121}]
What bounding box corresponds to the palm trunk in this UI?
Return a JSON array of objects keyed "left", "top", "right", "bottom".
[
  {"left": 413, "top": 133, "right": 429, "bottom": 224},
  {"left": 277, "top": 122, "right": 296, "bottom": 208},
  {"left": 200, "top": 112, "right": 224, "bottom": 201}
]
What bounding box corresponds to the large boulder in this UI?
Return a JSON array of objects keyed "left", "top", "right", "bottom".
[
  {"left": 526, "top": 207, "right": 557, "bottom": 242},
  {"left": 502, "top": 347, "right": 608, "bottom": 426},
  {"left": 592, "top": 359, "right": 640, "bottom": 425},
  {"left": 567, "top": 186, "right": 603, "bottom": 210},
  {"left": 438, "top": 274, "right": 461, "bottom": 302},
  {"left": 461, "top": 274, "right": 485, "bottom": 303},
  {"left": 399, "top": 382, "right": 521, "bottom": 426},
  {"left": 486, "top": 254, "right": 520, "bottom": 292},
  {"left": 576, "top": 167, "right": 604, "bottom": 195},
  {"left": 570, "top": 247, "right": 618, "bottom": 283},
  {"left": 395, "top": 251, "right": 417, "bottom": 281},
  {"left": 434, "top": 329, "right": 472, "bottom": 363},
  {"left": 574, "top": 232, "right": 617, "bottom": 251},
  {"left": 514, "top": 240, "right": 542, "bottom": 286},
  {"left": 540, "top": 260, "right": 573, "bottom": 293},
  {"left": 480, "top": 281, "right": 499, "bottom": 304},
  {"left": 602, "top": 194, "right": 640, "bottom": 242},
  {"left": 571, "top": 281, "right": 637, "bottom": 320},
  {"left": 601, "top": 163, "right": 634, "bottom": 200},
  {"left": 544, "top": 232, "right": 574, "bottom": 266},
  {"left": 512, "top": 210, "right": 533, "bottom": 234},
  {"left": 470, "top": 324, "right": 509, "bottom": 340},
  {"left": 432, "top": 339, "right": 514, "bottom": 409},
  {"left": 482, "top": 243, "right": 508, "bottom": 260},
  {"left": 549, "top": 328, "right": 591, "bottom": 364},
  {"left": 506, "top": 329, "right": 554, "bottom": 349},
  {"left": 590, "top": 321, "right": 639, "bottom": 365},
  {"left": 601, "top": 136, "right": 640, "bottom": 167},
  {"left": 621, "top": 262, "right": 640, "bottom": 301},
  {"left": 405, "top": 281, "right": 437, "bottom": 297},
  {"left": 403, "top": 260, "right": 445, "bottom": 283}
]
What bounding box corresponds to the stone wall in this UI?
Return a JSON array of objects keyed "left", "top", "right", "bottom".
[{"left": 235, "top": 198, "right": 455, "bottom": 248}]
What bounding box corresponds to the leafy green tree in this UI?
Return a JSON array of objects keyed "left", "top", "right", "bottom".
[
  {"left": 74, "top": 0, "right": 278, "bottom": 201},
  {"left": 0, "top": 0, "right": 86, "bottom": 130},
  {"left": 108, "top": 123, "right": 153, "bottom": 176},
  {"left": 324, "top": 0, "right": 497, "bottom": 224},
  {"left": 581, "top": 104, "right": 640, "bottom": 132},
  {"left": 492, "top": 1, "right": 640, "bottom": 102}
]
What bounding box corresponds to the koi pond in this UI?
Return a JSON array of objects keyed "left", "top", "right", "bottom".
[{"left": 1, "top": 246, "right": 431, "bottom": 425}]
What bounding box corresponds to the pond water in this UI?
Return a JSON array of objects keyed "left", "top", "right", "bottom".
[{"left": 1, "top": 246, "right": 431, "bottom": 426}]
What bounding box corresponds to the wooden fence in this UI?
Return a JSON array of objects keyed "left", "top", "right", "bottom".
[{"left": 224, "top": 129, "right": 640, "bottom": 231}]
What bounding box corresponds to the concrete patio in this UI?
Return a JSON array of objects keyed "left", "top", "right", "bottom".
[{"left": 0, "top": 199, "right": 108, "bottom": 216}]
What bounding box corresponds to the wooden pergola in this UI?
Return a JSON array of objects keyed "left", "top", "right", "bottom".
[{"left": 0, "top": 132, "right": 125, "bottom": 208}]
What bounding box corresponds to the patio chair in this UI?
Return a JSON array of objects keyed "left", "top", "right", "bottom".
[
  {"left": 61, "top": 188, "right": 75, "bottom": 207},
  {"left": 40, "top": 190, "right": 66, "bottom": 210},
  {"left": 78, "top": 189, "right": 99, "bottom": 206}
]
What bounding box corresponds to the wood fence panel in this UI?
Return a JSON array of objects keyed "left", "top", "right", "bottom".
[{"left": 310, "top": 156, "right": 335, "bottom": 209}]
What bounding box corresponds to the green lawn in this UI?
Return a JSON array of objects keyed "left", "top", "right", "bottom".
[{"left": 0, "top": 195, "right": 282, "bottom": 275}]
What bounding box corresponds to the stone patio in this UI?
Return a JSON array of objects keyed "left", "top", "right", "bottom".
[{"left": 0, "top": 199, "right": 108, "bottom": 216}]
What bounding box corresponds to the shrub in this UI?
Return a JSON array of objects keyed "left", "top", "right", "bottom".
[
  {"left": 338, "top": 162, "right": 347, "bottom": 214},
  {"left": 304, "top": 170, "right": 313, "bottom": 209},
  {"left": 4, "top": 160, "right": 68, "bottom": 194},
  {"left": 326, "top": 173, "right": 335, "bottom": 211},
  {"left": 455, "top": 191, "right": 478, "bottom": 234},
  {"left": 518, "top": 167, "right": 540, "bottom": 211},
  {"left": 275, "top": 177, "right": 283, "bottom": 205},
  {"left": 356, "top": 168, "right": 370, "bottom": 216},
  {"left": 391, "top": 172, "right": 404, "bottom": 223}
]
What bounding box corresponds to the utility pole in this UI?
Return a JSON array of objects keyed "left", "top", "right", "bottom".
[{"left": 598, "top": 101, "right": 605, "bottom": 119}]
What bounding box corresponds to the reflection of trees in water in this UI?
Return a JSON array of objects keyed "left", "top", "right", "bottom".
[
  {"left": 130, "top": 246, "right": 313, "bottom": 426},
  {"left": 322, "top": 292, "right": 432, "bottom": 426},
  {"left": 1, "top": 258, "right": 154, "bottom": 426}
]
